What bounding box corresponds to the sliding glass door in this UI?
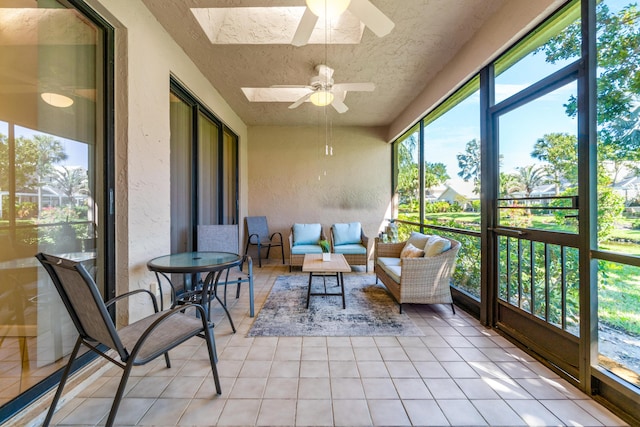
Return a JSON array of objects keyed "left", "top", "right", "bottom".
[
  {"left": 0, "top": 0, "right": 113, "bottom": 419},
  {"left": 169, "top": 80, "right": 239, "bottom": 256}
]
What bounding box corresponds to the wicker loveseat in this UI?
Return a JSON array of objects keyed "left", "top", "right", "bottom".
[{"left": 374, "top": 232, "right": 460, "bottom": 313}]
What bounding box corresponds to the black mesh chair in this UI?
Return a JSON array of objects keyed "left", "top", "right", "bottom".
[
  {"left": 243, "top": 216, "right": 285, "bottom": 267},
  {"left": 36, "top": 253, "right": 221, "bottom": 427}
]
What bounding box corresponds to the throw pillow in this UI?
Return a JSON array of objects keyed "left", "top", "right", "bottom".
[
  {"left": 400, "top": 242, "right": 424, "bottom": 258},
  {"left": 423, "top": 235, "right": 451, "bottom": 257},
  {"left": 406, "top": 231, "right": 431, "bottom": 249}
]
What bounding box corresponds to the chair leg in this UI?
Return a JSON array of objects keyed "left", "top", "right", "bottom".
[
  {"left": 257, "top": 242, "right": 262, "bottom": 267},
  {"left": 203, "top": 322, "right": 222, "bottom": 394},
  {"left": 266, "top": 243, "right": 272, "bottom": 259},
  {"left": 451, "top": 303, "right": 456, "bottom": 314},
  {"left": 43, "top": 337, "right": 83, "bottom": 427},
  {"left": 105, "top": 362, "right": 135, "bottom": 427},
  {"left": 280, "top": 244, "right": 285, "bottom": 264},
  {"left": 235, "top": 278, "right": 241, "bottom": 299}
]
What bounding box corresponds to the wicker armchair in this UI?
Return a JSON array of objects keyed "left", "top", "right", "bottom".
[
  {"left": 288, "top": 223, "right": 326, "bottom": 271},
  {"left": 374, "top": 236, "right": 460, "bottom": 313},
  {"left": 330, "top": 223, "right": 370, "bottom": 271}
]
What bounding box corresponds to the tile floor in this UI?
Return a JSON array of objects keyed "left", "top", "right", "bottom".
[{"left": 38, "top": 263, "right": 629, "bottom": 426}]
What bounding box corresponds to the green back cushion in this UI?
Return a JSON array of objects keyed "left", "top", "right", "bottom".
[
  {"left": 333, "top": 222, "right": 361, "bottom": 246},
  {"left": 293, "top": 223, "right": 322, "bottom": 245}
]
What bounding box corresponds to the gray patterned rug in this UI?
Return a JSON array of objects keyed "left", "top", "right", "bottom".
[{"left": 247, "top": 274, "right": 424, "bottom": 337}]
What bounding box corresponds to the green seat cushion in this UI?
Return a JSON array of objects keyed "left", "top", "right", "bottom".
[
  {"left": 333, "top": 222, "right": 361, "bottom": 246},
  {"left": 293, "top": 223, "right": 322, "bottom": 246}
]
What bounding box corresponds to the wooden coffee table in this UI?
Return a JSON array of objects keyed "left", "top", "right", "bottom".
[{"left": 302, "top": 253, "right": 351, "bottom": 308}]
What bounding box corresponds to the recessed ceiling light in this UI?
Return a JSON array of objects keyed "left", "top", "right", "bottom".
[{"left": 41, "top": 92, "right": 74, "bottom": 108}]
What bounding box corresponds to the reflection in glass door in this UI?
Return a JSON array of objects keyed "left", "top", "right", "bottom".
[{"left": 0, "top": 0, "right": 108, "bottom": 408}]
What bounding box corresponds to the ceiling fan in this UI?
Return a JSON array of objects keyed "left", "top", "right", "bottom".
[
  {"left": 292, "top": 0, "right": 395, "bottom": 47},
  {"left": 242, "top": 64, "right": 375, "bottom": 113}
]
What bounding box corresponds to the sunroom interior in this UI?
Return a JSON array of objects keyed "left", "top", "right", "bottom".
[{"left": 0, "top": 0, "right": 639, "bottom": 425}]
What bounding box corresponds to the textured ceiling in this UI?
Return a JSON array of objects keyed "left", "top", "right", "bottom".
[{"left": 141, "top": 0, "right": 512, "bottom": 128}]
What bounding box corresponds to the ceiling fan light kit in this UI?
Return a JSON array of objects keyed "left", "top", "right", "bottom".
[
  {"left": 306, "top": 0, "right": 351, "bottom": 18},
  {"left": 309, "top": 90, "right": 334, "bottom": 107}
]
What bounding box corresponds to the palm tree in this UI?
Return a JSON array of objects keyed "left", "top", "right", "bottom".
[
  {"left": 52, "top": 166, "right": 88, "bottom": 206},
  {"left": 515, "top": 165, "right": 548, "bottom": 198}
]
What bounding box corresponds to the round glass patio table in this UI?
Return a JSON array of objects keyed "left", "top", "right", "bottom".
[{"left": 147, "top": 251, "right": 243, "bottom": 332}]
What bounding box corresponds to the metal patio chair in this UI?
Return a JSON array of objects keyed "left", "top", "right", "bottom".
[
  {"left": 36, "top": 253, "right": 221, "bottom": 427},
  {"left": 243, "top": 216, "right": 285, "bottom": 267}
]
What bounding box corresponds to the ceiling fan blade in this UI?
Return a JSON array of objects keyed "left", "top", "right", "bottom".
[
  {"left": 331, "top": 97, "right": 349, "bottom": 114},
  {"left": 242, "top": 87, "right": 311, "bottom": 102},
  {"left": 289, "top": 92, "right": 313, "bottom": 109},
  {"left": 333, "top": 82, "right": 375, "bottom": 92},
  {"left": 348, "top": 0, "right": 394, "bottom": 37},
  {"left": 292, "top": 8, "right": 317, "bottom": 47}
]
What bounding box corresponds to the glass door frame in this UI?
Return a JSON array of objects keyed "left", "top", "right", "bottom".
[{"left": 0, "top": 0, "right": 115, "bottom": 422}]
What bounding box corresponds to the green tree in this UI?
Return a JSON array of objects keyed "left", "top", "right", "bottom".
[
  {"left": 531, "top": 133, "right": 577, "bottom": 195},
  {"left": 396, "top": 133, "right": 419, "bottom": 205},
  {"left": 13, "top": 134, "right": 67, "bottom": 191},
  {"left": 52, "top": 166, "right": 88, "bottom": 206},
  {"left": 424, "top": 162, "right": 449, "bottom": 195},
  {"left": 537, "top": 2, "right": 640, "bottom": 160},
  {"left": 457, "top": 138, "right": 481, "bottom": 194},
  {"left": 514, "top": 165, "right": 548, "bottom": 197}
]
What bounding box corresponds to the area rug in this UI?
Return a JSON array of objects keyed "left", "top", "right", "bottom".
[{"left": 247, "top": 274, "right": 424, "bottom": 337}]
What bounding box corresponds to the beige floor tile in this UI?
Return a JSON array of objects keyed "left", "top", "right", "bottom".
[
  {"left": 263, "top": 377, "right": 298, "bottom": 399},
  {"left": 403, "top": 399, "right": 450, "bottom": 426},
  {"left": 178, "top": 398, "right": 225, "bottom": 425},
  {"left": 362, "top": 377, "right": 399, "bottom": 399},
  {"left": 356, "top": 360, "right": 390, "bottom": 378},
  {"left": 300, "top": 360, "right": 330, "bottom": 377},
  {"left": 442, "top": 361, "right": 481, "bottom": 378},
  {"left": 268, "top": 360, "right": 300, "bottom": 377},
  {"left": 329, "top": 360, "right": 359, "bottom": 377},
  {"left": 437, "top": 399, "right": 488, "bottom": 426},
  {"left": 540, "top": 399, "right": 604, "bottom": 426},
  {"left": 472, "top": 399, "right": 527, "bottom": 426},
  {"left": 425, "top": 378, "right": 466, "bottom": 399},
  {"left": 386, "top": 360, "right": 420, "bottom": 378},
  {"left": 367, "top": 399, "right": 412, "bottom": 426},
  {"left": 238, "top": 360, "right": 272, "bottom": 378},
  {"left": 228, "top": 377, "right": 266, "bottom": 398},
  {"left": 137, "top": 397, "right": 190, "bottom": 426},
  {"left": 330, "top": 377, "right": 365, "bottom": 399},
  {"left": 256, "top": 398, "right": 296, "bottom": 426},
  {"left": 295, "top": 399, "right": 334, "bottom": 426},
  {"left": 505, "top": 399, "right": 564, "bottom": 426},
  {"left": 332, "top": 399, "right": 372, "bottom": 426},
  {"left": 217, "top": 398, "right": 261, "bottom": 426},
  {"left": 393, "top": 377, "right": 432, "bottom": 399},
  {"left": 298, "top": 377, "right": 331, "bottom": 399}
]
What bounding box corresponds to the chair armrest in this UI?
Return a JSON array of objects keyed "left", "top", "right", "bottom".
[
  {"left": 129, "top": 302, "right": 211, "bottom": 364},
  {"left": 361, "top": 231, "right": 370, "bottom": 253},
  {"left": 270, "top": 231, "right": 283, "bottom": 244},
  {"left": 106, "top": 288, "right": 159, "bottom": 313},
  {"left": 398, "top": 244, "right": 460, "bottom": 286},
  {"left": 374, "top": 238, "right": 405, "bottom": 258}
]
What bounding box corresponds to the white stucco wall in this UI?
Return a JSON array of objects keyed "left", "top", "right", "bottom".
[
  {"left": 87, "top": 0, "right": 248, "bottom": 323},
  {"left": 246, "top": 125, "right": 391, "bottom": 261}
]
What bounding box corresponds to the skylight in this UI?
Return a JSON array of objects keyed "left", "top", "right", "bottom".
[{"left": 190, "top": 7, "right": 364, "bottom": 44}]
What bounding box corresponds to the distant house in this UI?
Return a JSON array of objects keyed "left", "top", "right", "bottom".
[{"left": 611, "top": 175, "right": 640, "bottom": 205}]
